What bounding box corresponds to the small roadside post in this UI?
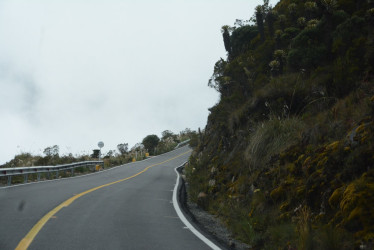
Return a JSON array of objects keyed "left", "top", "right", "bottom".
[
  {"left": 98, "top": 141, "right": 104, "bottom": 159},
  {"left": 98, "top": 141, "right": 104, "bottom": 170}
]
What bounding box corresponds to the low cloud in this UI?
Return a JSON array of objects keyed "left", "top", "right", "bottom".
[{"left": 0, "top": 0, "right": 277, "bottom": 164}]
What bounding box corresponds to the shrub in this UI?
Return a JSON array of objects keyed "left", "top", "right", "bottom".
[
  {"left": 245, "top": 117, "right": 305, "bottom": 169},
  {"left": 230, "top": 25, "right": 259, "bottom": 57}
]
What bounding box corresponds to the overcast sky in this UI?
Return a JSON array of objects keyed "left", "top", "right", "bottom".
[{"left": 0, "top": 0, "right": 278, "bottom": 164}]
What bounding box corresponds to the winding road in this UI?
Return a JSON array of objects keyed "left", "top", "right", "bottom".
[{"left": 0, "top": 146, "right": 218, "bottom": 250}]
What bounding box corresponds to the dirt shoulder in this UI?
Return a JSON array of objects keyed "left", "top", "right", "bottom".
[{"left": 178, "top": 167, "right": 251, "bottom": 250}]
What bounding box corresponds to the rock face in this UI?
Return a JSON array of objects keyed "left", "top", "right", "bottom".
[{"left": 185, "top": 1, "right": 374, "bottom": 248}]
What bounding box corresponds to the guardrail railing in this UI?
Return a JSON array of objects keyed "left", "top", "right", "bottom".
[
  {"left": 0, "top": 161, "right": 104, "bottom": 186},
  {"left": 175, "top": 139, "right": 190, "bottom": 149}
]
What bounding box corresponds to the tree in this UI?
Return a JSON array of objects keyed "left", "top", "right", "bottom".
[
  {"left": 161, "top": 130, "right": 174, "bottom": 140},
  {"left": 288, "top": 3, "right": 298, "bottom": 24},
  {"left": 208, "top": 58, "right": 229, "bottom": 94},
  {"left": 287, "top": 27, "right": 327, "bottom": 71},
  {"left": 305, "top": 1, "right": 317, "bottom": 20},
  {"left": 131, "top": 143, "right": 144, "bottom": 152},
  {"left": 255, "top": 5, "right": 265, "bottom": 42},
  {"left": 142, "top": 135, "right": 160, "bottom": 155},
  {"left": 297, "top": 17, "right": 307, "bottom": 29},
  {"left": 278, "top": 14, "right": 287, "bottom": 31},
  {"left": 117, "top": 143, "right": 128, "bottom": 155},
  {"left": 105, "top": 150, "right": 115, "bottom": 158},
  {"left": 320, "top": 0, "right": 338, "bottom": 15},
  {"left": 273, "top": 50, "right": 286, "bottom": 75},
  {"left": 230, "top": 25, "right": 259, "bottom": 57},
  {"left": 180, "top": 128, "right": 193, "bottom": 138},
  {"left": 221, "top": 25, "right": 232, "bottom": 57},
  {"left": 307, "top": 19, "right": 319, "bottom": 29},
  {"left": 269, "top": 60, "right": 280, "bottom": 77},
  {"left": 262, "top": 0, "right": 271, "bottom": 15},
  {"left": 320, "top": 0, "right": 338, "bottom": 59},
  {"left": 275, "top": 29, "right": 283, "bottom": 48},
  {"left": 366, "top": 8, "right": 374, "bottom": 74},
  {"left": 266, "top": 9, "right": 278, "bottom": 37},
  {"left": 43, "top": 145, "right": 59, "bottom": 157}
]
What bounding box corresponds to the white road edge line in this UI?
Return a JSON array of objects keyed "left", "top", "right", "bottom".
[
  {"left": 173, "top": 163, "right": 221, "bottom": 250},
  {"left": 0, "top": 146, "right": 189, "bottom": 190}
]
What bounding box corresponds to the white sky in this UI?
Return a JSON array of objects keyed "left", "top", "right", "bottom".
[{"left": 0, "top": 0, "right": 278, "bottom": 164}]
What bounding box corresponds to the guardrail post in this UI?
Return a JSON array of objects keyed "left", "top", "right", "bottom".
[
  {"left": 71, "top": 168, "right": 74, "bottom": 176},
  {"left": 7, "top": 176, "right": 12, "bottom": 186},
  {"left": 37, "top": 173, "right": 41, "bottom": 181},
  {"left": 24, "top": 174, "right": 28, "bottom": 183},
  {"left": 55, "top": 171, "right": 59, "bottom": 178},
  {"left": 47, "top": 172, "right": 50, "bottom": 179}
]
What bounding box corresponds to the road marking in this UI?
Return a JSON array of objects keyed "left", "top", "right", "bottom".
[
  {"left": 173, "top": 164, "right": 221, "bottom": 250},
  {"left": 15, "top": 150, "right": 192, "bottom": 250}
]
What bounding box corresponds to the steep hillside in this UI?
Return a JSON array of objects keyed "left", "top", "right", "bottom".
[{"left": 186, "top": 0, "right": 374, "bottom": 249}]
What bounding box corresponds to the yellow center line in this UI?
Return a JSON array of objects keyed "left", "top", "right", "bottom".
[{"left": 15, "top": 150, "right": 191, "bottom": 250}]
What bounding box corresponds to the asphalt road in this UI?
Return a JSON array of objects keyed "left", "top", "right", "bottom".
[{"left": 0, "top": 146, "right": 214, "bottom": 250}]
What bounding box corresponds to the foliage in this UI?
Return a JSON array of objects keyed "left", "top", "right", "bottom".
[
  {"left": 230, "top": 25, "right": 258, "bottom": 58},
  {"left": 208, "top": 58, "right": 228, "bottom": 93},
  {"left": 43, "top": 145, "right": 59, "bottom": 157},
  {"left": 187, "top": 0, "right": 374, "bottom": 248},
  {"left": 117, "top": 143, "right": 129, "bottom": 155},
  {"left": 161, "top": 130, "right": 174, "bottom": 140},
  {"left": 221, "top": 25, "right": 232, "bottom": 57},
  {"left": 245, "top": 117, "right": 304, "bottom": 170},
  {"left": 288, "top": 27, "right": 327, "bottom": 71},
  {"left": 142, "top": 134, "right": 160, "bottom": 155},
  {"left": 255, "top": 5, "right": 265, "bottom": 42},
  {"left": 1, "top": 126, "right": 198, "bottom": 185}
]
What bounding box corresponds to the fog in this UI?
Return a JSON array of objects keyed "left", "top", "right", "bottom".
[{"left": 0, "top": 0, "right": 278, "bottom": 164}]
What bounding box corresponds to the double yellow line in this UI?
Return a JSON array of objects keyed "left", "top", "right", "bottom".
[{"left": 16, "top": 150, "right": 191, "bottom": 250}]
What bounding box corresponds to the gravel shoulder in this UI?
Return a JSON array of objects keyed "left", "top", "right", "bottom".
[{"left": 178, "top": 167, "right": 251, "bottom": 250}]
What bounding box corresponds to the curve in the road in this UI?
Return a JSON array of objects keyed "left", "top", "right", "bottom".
[
  {"left": 173, "top": 165, "right": 221, "bottom": 250},
  {"left": 15, "top": 150, "right": 192, "bottom": 250}
]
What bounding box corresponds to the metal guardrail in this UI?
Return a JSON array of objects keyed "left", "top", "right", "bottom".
[
  {"left": 175, "top": 139, "right": 190, "bottom": 149},
  {"left": 0, "top": 161, "right": 104, "bottom": 186}
]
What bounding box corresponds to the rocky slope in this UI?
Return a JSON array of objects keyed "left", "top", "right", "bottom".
[{"left": 186, "top": 0, "right": 374, "bottom": 249}]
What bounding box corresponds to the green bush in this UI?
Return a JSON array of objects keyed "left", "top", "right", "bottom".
[
  {"left": 245, "top": 118, "right": 304, "bottom": 169},
  {"left": 230, "top": 25, "right": 259, "bottom": 57}
]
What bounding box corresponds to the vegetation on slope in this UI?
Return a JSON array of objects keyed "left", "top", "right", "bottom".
[{"left": 186, "top": 0, "right": 374, "bottom": 248}]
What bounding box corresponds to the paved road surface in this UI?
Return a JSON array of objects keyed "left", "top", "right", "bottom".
[{"left": 0, "top": 146, "right": 214, "bottom": 249}]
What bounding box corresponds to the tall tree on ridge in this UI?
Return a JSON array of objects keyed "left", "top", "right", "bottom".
[
  {"left": 221, "top": 25, "right": 232, "bottom": 59},
  {"left": 255, "top": 5, "right": 265, "bottom": 42},
  {"left": 266, "top": 9, "right": 278, "bottom": 37}
]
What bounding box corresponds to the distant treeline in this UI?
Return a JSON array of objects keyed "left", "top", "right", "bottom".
[{"left": 1, "top": 128, "right": 198, "bottom": 169}]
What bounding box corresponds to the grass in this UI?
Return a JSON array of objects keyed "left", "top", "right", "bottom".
[{"left": 245, "top": 117, "right": 305, "bottom": 170}]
